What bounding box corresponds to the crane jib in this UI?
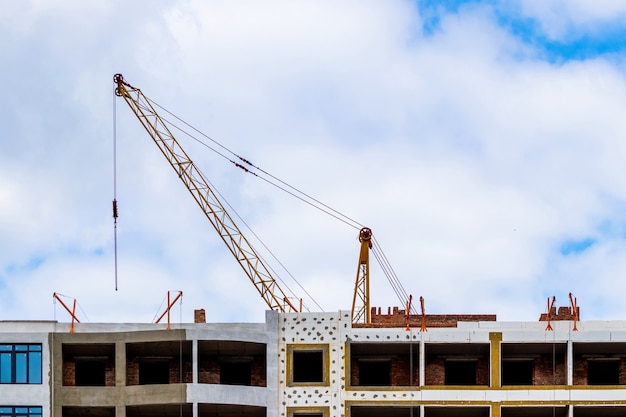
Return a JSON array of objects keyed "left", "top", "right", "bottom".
[{"left": 113, "top": 73, "right": 299, "bottom": 313}]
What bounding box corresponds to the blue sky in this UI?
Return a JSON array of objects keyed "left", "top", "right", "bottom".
[{"left": 2, "top": 0, "right": 626, "bottom": 323}]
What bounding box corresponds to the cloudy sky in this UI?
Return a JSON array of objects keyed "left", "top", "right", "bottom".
[{"left": 2, "top": 0, "right": 626, "bottom": 325}]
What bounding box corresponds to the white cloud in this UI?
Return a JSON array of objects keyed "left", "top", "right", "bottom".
[
  {"left": 518, "top": 0, "right": 626, "bottom": 40},
  {"left": 2, "top": 0, "right": 626, "bottom": 325}
]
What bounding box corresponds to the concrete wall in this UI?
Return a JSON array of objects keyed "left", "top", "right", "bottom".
[{"left": 0, "top": 324, "right": 54, "bottom": 417}]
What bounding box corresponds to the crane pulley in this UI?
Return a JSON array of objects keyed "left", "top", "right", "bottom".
[{"left": 114, "top": 74, "right": 298, "bottom": 313}]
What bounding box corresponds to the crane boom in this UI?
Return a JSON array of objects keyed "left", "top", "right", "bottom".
[{"left": 114, "top": 74, "right": 298, "bottom": 313}]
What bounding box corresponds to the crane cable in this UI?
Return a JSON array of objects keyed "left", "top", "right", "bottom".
[
  {"left": 145, "top": 98, "right": 414, "bottom": 312},
  {"left": 204, "top": 172, "right": 324, "bottom": 312},
  {"left": 149, "top": 99, "right": 414, "bottom": 312},
  {"left": 112, "top": 87, "right": 119, "bottom": 291},
  {"left": 150, "top": 100, "right": 364, "bottom": 230}
]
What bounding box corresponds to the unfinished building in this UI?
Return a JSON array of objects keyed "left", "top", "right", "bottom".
[{"left": 3, "top": 304, "right": 626, "bottom": 417}]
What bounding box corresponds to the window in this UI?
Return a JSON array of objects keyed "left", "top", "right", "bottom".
[
  {"left": 358, "top": 359, "right": 391, "bottom": 386},
  {"left": 445, "top": 360, "right": 477, "bottom": 385},
  {"left": 293, "top": 351, "right": 323, "bottom": 382},
  {"left": 0, "top": 344, "right": 42, "bottom": 384},
  {"left": 220, "top": 360, "right": 251, "bottom": 385},
  {"left": 287, "top": 407, "right": 329, "bottom": 417},
  {"left": 75, "top": 358, "right": 106, "bottom": 386},
  {"left": 588, "top": 360, "right": 620, "bottom": 385},
  {"left": 138, "top": 359, "right": 170, "bottom": 385},
  {"left": 502, "top": 360, "right": 533, "bottom": 385},
  {"left": 0, "top": 408, "right": 42, "bottom": 417},
  {"left": 287, "top": 344, "right": 329, "bottom": 386}
]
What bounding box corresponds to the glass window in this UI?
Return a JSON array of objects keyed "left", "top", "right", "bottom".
[
  {"left": 0, "top": 408, "right": 42, "bottom": 417},
  {"left": 0, "top": 344, "right": 42, "bottom": 384},
  {"left": 0, "top": 353, "right": 11, "bottom": 383}
]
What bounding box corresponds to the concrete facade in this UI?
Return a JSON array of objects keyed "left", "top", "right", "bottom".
[{"left": 2, "top": 307, "right": 626, "bottom": 417}]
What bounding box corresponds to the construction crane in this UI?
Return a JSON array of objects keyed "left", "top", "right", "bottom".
[
  {"left": 351, "top": 227, "right": 372, "bottom": 324},
  {"left": 113, "top": 74, "right": 298, "bottom": 313}
]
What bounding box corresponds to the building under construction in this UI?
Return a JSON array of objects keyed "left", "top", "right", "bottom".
[
  {"left": 3, "top": 301, "right": 626, "bottom": 417},
  {"left": 5, "top": 75, "right": 624, "bottom": 416}
]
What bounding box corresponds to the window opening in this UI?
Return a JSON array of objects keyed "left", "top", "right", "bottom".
[
  {"left": 287, "top": 406, "right": 329, "bottom": 417},
  {"left": 445, "top": 360, "right": 477, "bottom": 385},
  {"left": 293, "top": 350, "right": 323, "bottom": 383},
  {"left": 351, "top": 406, "right": 420, "bottom": 417},
  {"left": 502, "top": 360, "right": 533, "bottom": 385},
  {"left": 139, "top": 359, "right": 170, "bottom": 384},
  {"left": 358, "top": 359, "right": 391, "bottom": 386},
  {"left": 75, "top": 359, "right": 106, "bottom": 386},
  {"left": 587, "top": 360, "right": 619, "bottom": 385},
  {"left": 220, "top": 360, "right": 251, "bottom": 385}
]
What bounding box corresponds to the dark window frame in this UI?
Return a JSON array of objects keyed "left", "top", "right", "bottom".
[
  {"left": 287, "top": 344, "right": 329, "bottom": 386},
  {"left": 0, "top": 344, "right": 42, "bottom": 384},
  {"left": 0, "top": 407, "right": 43, "bottom": 417}
]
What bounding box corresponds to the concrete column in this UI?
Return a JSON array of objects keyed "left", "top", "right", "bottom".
[
  {"left": 567, "top": 340, "right": 573, "bottom": 386},
  {"left": 116, "top": 341, "right": 126, "bottom": 386},
  {"left": 192, "top": 339, "right": 198, "bottom": 384},
  {"left": 419, "top": 337, "right": 425, "bottom": 387},
  {"left": 489, "top": 332, "right": 502, "bottom": 388},
  {"left": 115, "top": 340, "right": 127, "bottom": 412}
]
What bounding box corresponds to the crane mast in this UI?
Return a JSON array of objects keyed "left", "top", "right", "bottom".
[
  {"left": 114, "top": 74, "right": 298, "bottom": 313},
  {"left": 351, "top": 227, "right": 372, "bottom": 324}
]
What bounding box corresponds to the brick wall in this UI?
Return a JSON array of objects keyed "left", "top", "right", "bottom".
[
  {"left": 169, "top": 359, "right": 193, "bottom": 383},
  {"left": 424, "top": 356, "right": 489, "bottom": 385},
  {"left": 572, "top": 357, "right": 626, "bottom": 385},
  {"left": 198, "top": 355, "right": 266, "bottom": 386},
  {"left": 534, "top": 354, "right": 566, "bottom": 385},
  {"left": 126, "top": 359, "right": 139, "bottom": 385},
  {"left": 476, "top": 357, "right": 489, "bottom": 385},
  {"left": 361, "top": 306, "right": 496, "bottom": 328},
  {"left": 194, "top": 309, "right": 206, "bottom": 323},
  {"left": 539, "top": 306, "right": 580, "bottom": 321},
  {"left": 62, "top": 357, "right": 116, "bottom": 387},
  {"left": 62, "top": 358, "right": 75, "bottom": 386},
  {"left": 424, "top": 357, "right": 445, "bottom": 385},
  {"left": 350, "top": 355, "right": 419, "bottom": 386},
  {"left": 198, "top": 357, "right": 220, "bottom": 384},
  {"left": 250, "top": 356, "right": 267, "bottom": 386},
  {"left": 105, "top": 360, "right": 116, "bottom": 386}
]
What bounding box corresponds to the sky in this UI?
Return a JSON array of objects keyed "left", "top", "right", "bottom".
[{"left": 2, "top": 0, "right": 626, "bottom": 324}]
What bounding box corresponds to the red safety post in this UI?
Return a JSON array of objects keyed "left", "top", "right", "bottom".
[
  {"left": 52, "top": 293, "right": 81, "bottom": 333},
  {"left": 545, "top": 296, "right": 556, "bottom": 331},
  {"left": 405, "top": 295, "right": 413, "bottom": 331},
  {"left": 569, "top": 292, "right": 578, "bottom": 331},
  {"left": 420, "top": 296, "right": 427, "bottom": 332},
  {"left": 155, "top": 291, "right": 183, "bottom": 330}
]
